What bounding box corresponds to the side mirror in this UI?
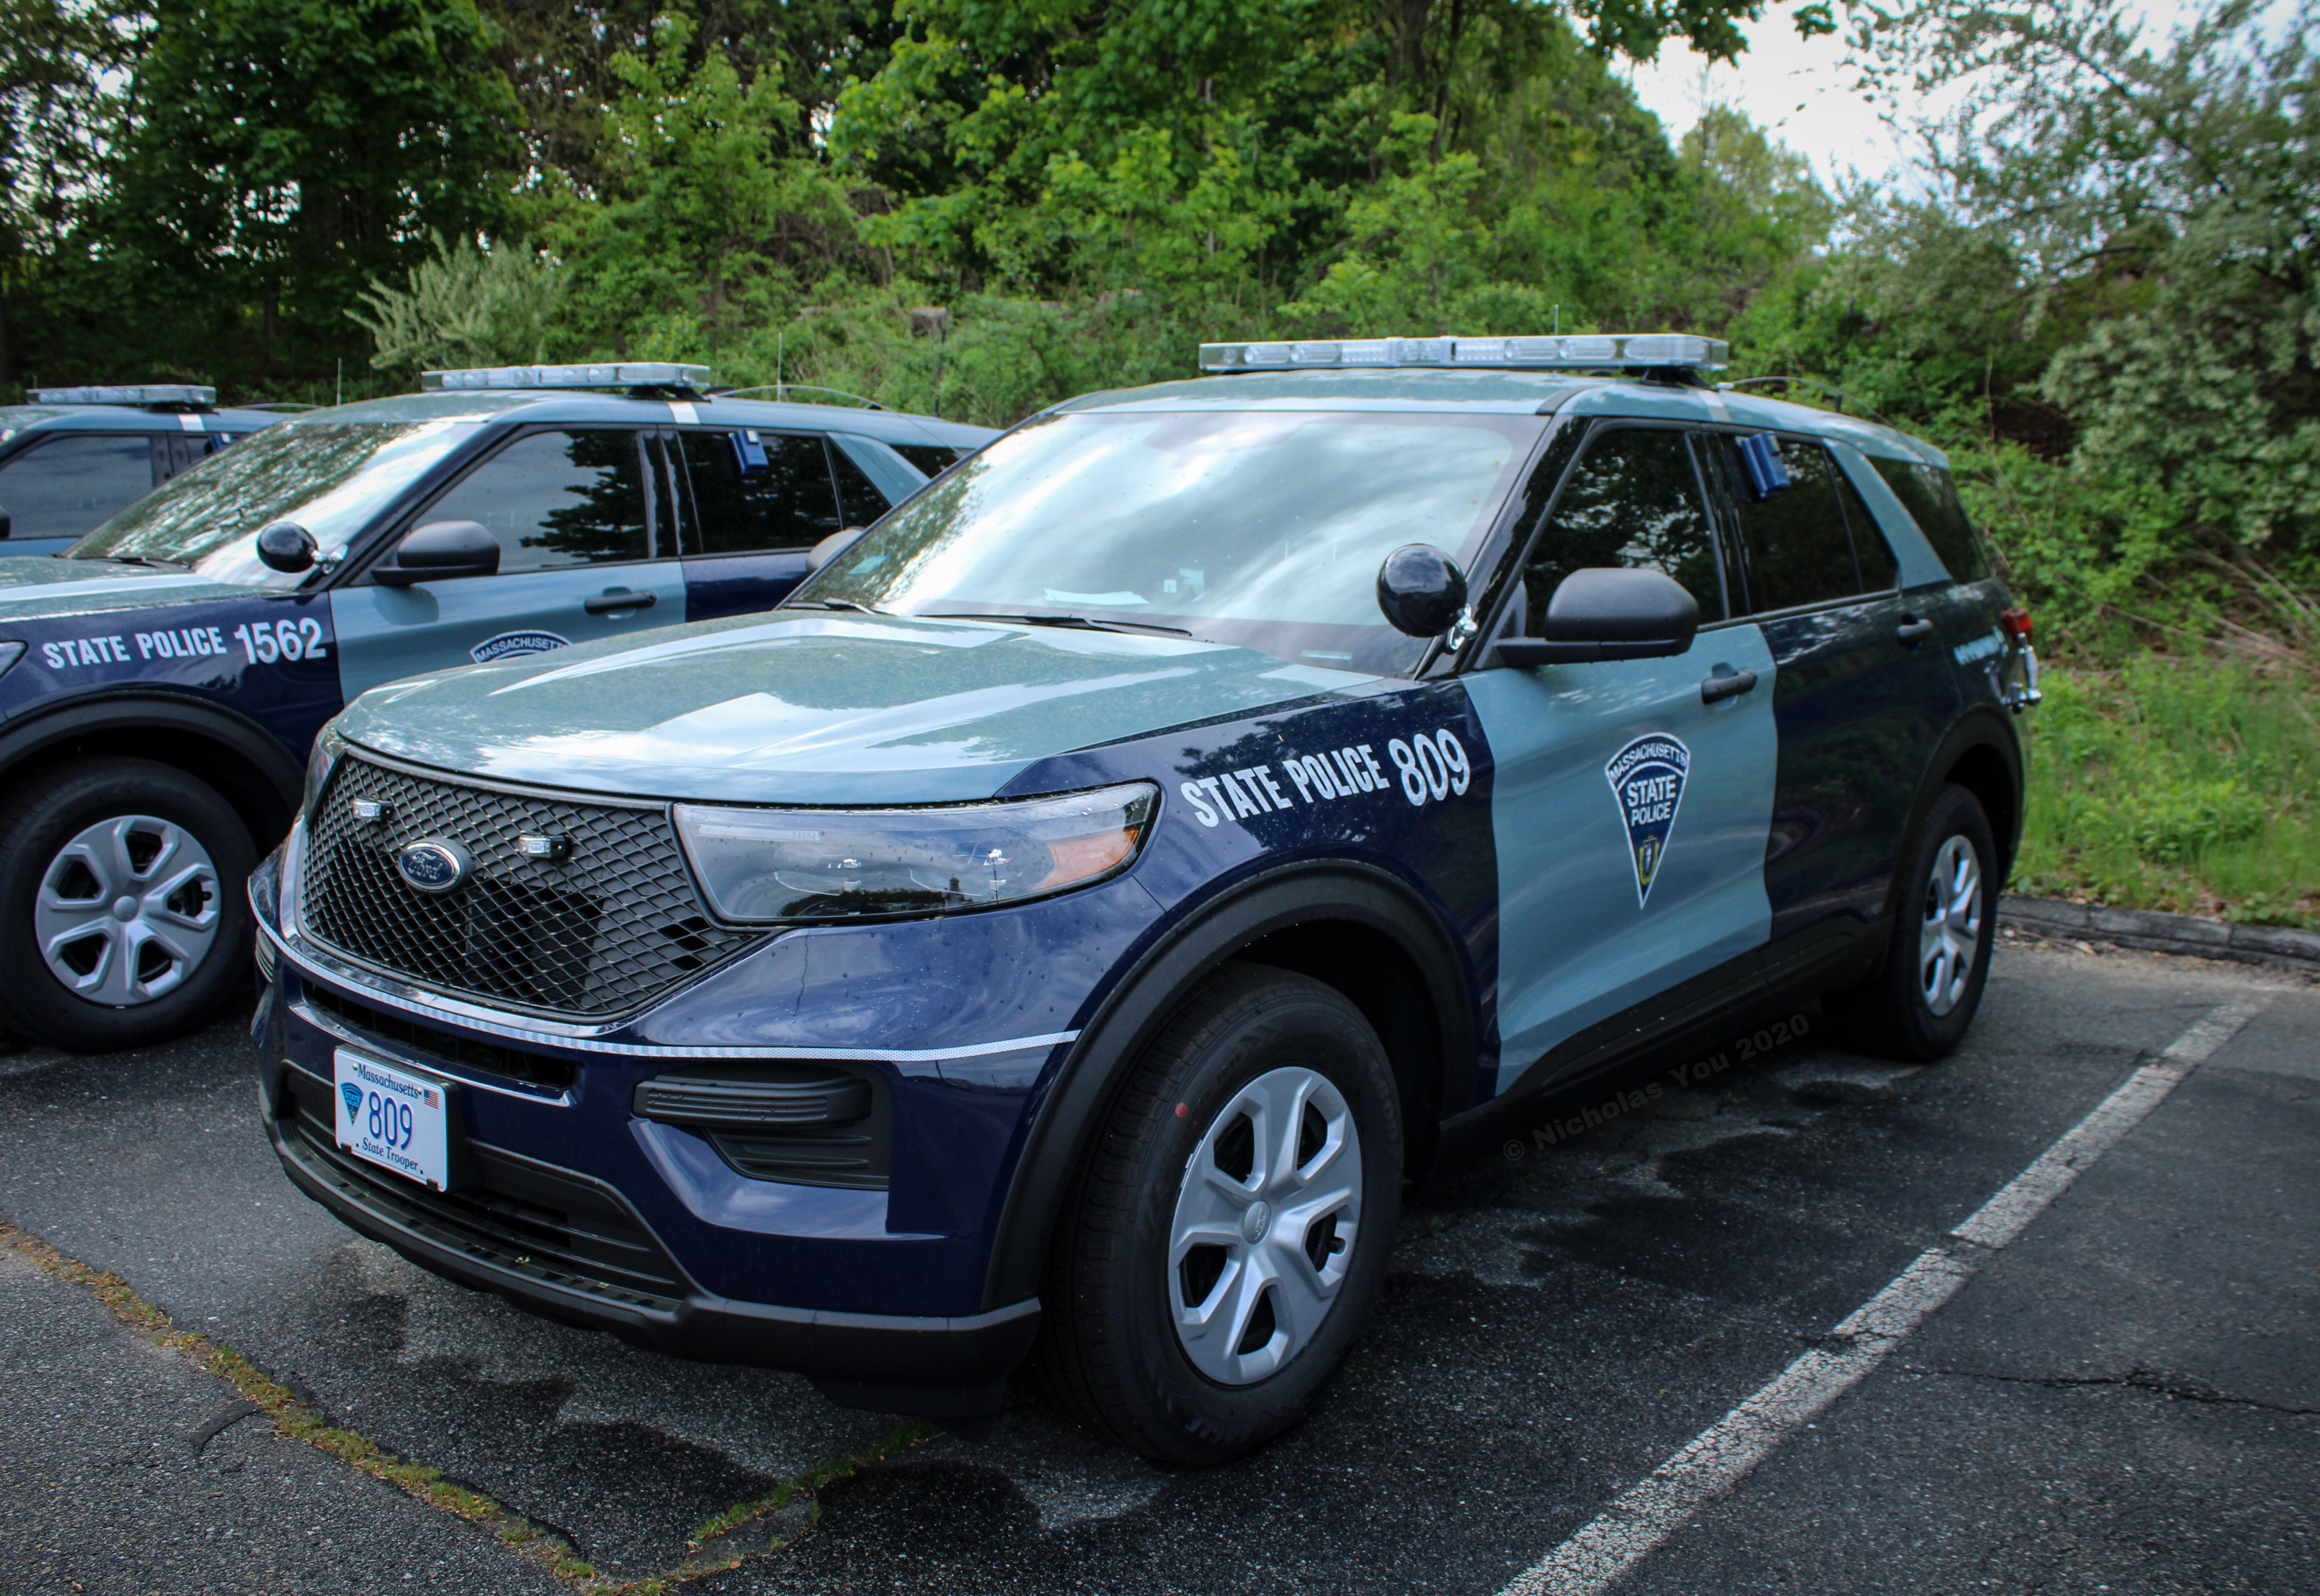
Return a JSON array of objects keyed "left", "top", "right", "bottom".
[
  {"left": 255, "top": 520, "right": 318, "bottom": 573},
  {"left": 807, "top": 526, "right": 869, "bottom": 574},
  {"left": 1495, "top": 568, "right": 1699, "bottom": 667},
  {"left": 1375, "top": 544, "right": 1469, "bottom": 638},
  {"left": 373, "top": 520, "right": 500, "bottom": 587}
]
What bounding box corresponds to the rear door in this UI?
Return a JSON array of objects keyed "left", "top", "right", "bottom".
[
  {"left": 672, "top": 428, "right": 888, "bottom": 621},
  {"left": 1463, "top": 422, "right": 1779, "bottom": 1094},
  {"left": 0, "top": 432, "right": 159, "bottom": 554},
  {"left": 329, "top": 426, "right": 689, "bottom": 698},
  {"left": 1703, "top": 430, "right": 1959, "bottom": 941}
]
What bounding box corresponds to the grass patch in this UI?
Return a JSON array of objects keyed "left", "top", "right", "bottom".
[{"left": 2015, "top": 656, "right": 2320, "bottom": 927}]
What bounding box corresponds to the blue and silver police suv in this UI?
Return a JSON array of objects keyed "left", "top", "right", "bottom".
[
  {"left": 251, "top": 334, "right": 2039, "bottom": 1461},
  {"left": 0, "top": 384, "right": 282, "bottom": 556},
  {"left": 0, "top": 362, "right": 987, "bottom": 1052}
]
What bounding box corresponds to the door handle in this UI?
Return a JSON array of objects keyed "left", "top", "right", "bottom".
[
  {"left": 1700, "top": 667, "right": 1758, "bottom": 704},
  {"left": 1895, "top": 616, "right": 1935, "bottom": 643},
  {"left": 585, "top": 589, "right": 658, "bottom": 615}
]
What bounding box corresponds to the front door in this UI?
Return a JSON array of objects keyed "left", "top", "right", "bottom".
[
  {"left": 330, "top": 426, "right": 690, "bottom": 699},
  {"left": 1464, "top": 423, "right": 1779, "bottom": 1094}
]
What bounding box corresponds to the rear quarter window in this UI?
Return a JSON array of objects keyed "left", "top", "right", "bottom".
[{"left": 1872, "top": 458, "right": 1993, "bottom": 582}]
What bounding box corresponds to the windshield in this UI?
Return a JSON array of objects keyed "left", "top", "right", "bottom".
[
  {"left": 799, "top": 409, "right": 1542, "bottom": 674},
  {"left": 66, "top": 421, "right": 477, "bottom": 586}
]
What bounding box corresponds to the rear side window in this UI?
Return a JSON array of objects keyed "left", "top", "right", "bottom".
[
  {"left": 1523, "top": 426, "right": 1726, "bottom": 624},
  {"left": 1872, "top": 458, "right": 1991, "bottom": 581},
  {"left": 421, "top": 429, "right": 655, "bottom": 572},
  {"left": 889, "top": 443, "right": 961, "bottom": 479},
  {"left": 1714, "top": 436, "right": 1867, "bottom": 613},
  {"left": 0, "top": 433, "right": 156, "bottom": 541},
  {"left": 677, "top": 430, "right": 844, "bottom": 554}
]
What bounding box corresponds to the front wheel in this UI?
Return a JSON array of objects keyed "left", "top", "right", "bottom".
[
  {"left": 1827, "top": 783, "right": 1999, "bottom": 1062},
  {"left": 0, "top": 757, "right": 256, "bottom": 1052},
  {"left": 1036, "top": 963, "right": 1403, "bottom": 1463}
]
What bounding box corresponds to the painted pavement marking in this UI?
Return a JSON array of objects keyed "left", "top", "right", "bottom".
[{"left": 1498, "top": 997, "right": 2269, "bottom": 1596}]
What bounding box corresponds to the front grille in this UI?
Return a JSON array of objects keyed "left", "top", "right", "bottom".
[
  {"left": 302, "top": 983, "right": 574, "bottom": 1091},
  {"left": 284, "top": 1072, "right": 687, "bottom": 1307},
  {"left": 299, "top": 757, "right": 758, "bottom": 1018}
]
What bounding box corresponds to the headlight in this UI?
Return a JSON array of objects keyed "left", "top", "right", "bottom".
[
  {"left": 303, "top": 724, "right": 345, "bottom": 820},
  {"left": 673, "top": 782, "right": 1159, "bottom": 924}
]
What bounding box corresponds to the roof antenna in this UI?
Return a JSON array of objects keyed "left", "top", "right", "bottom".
[
  {"left": 1553, "top": 306, "right": 1560, "bottom": 334},
  {"left": 335, "top": 358, "right": 343, "bottom": 407},
  {"left": 776, "top": 333, "right": 783, "bottom": 403}
]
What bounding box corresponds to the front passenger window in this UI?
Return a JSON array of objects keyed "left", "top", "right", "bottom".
[
  {"left": 1520, "top": 427, "right": 1726, "bottom": 627},
  {"left": 420, "top": 429, "right": 655, "bottom": 573}
]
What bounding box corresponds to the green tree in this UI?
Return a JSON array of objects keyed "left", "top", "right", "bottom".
[
  {"left": 0, "top": 0, "right": 133, "bottom": 386},
  {"left": 349, "top": 233, "right": 565, "bottom": 378},
  {"left": 536, "top": 10, "right": 863, "bottom": 362},
  {"left": 80, "top": 0, "right": 522, "bottom": 385}
]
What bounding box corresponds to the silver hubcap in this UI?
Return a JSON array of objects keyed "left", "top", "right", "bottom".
[
  {"left": 1167, "top": 1065, "right": 1362, "bottom": 1386},
  {"left": 36, "top": 814, "right": 221, "bottom": 1006},
  {"left": 1918, "top": 833, "right": 1984, "bottom": 1017}
]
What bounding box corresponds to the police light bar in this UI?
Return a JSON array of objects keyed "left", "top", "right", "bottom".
[
  {"left": 32, "top": 385, "right": 217, "bottom": 406},
  {"left": 1197, "top": 334, "right": 1728, "bottom": 373},
  {"left": 421, "top": 362, "right": 712, "bottom": 392}
]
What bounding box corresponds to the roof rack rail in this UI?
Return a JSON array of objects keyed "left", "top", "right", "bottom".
[
  {"left": 1723, "top": 375, "right": 1896, "bottom": 429},
  {"left": 710, "top": 383, "right": 886, "bottom": 411}
]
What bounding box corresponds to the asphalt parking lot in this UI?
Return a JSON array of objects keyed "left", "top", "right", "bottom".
[{"left": 3, "top": 937, "right": 2314, "bottom": 1595}]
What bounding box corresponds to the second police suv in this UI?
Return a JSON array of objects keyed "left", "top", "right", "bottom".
[
  {"left": 0, "top": 363, "right": 988, "bottom": 1051},
  {"left": 250, "top": 334, "right": 2040, "bottom": 1462}
]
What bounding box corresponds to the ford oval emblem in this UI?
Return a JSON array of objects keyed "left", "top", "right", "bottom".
[{"left": 395, "top": 838, "right": 472, "bottom": 894}]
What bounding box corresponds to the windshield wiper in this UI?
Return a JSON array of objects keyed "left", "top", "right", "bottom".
[
  {"left": 85, "top": 552, "right": 189, "bottom": 570},
  {"left": 787, "top": 597, "right": 891, "bottom": 616},
  {"left": 923, "top": 611, "right": 1195, "bottom": 638}
]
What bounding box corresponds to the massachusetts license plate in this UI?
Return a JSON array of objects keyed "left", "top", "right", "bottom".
[{"left": 332, "top": 1048, "right": 451, "bottom": 1190}]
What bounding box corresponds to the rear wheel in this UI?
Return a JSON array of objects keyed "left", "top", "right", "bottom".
[
  {"left": 0, "top": 758, "right": 255, "bottom": 1051},
  {"left": 1827, "top": 783, "right": 1999, "bottom": 1062},
  {"left": 1036, "top": 963, "right": 1402, "bottom": 1463}
]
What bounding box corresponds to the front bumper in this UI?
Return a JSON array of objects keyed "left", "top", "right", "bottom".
[
  {"left": 243, "top": 837, "right": 1146, "bottom": 1418},
  {"left": 261, "top": 1093, "right": 1037, "bottom": 1415}
]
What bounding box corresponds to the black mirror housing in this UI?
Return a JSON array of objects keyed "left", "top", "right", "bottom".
[
  {"left": 374, "top": 520, "right": 501, "bottom": 587},
  {"left": 0, "top": 505, "right": 12, "bottom": 540},
  {"left": 254, "top": 520, "right": 318, "bottom": 573},
  {"left": 1495, "top": 567, "right": 1700, "bottom": 667},
  {"left": 1375, "top": 544, "right": 1469, "bottom": 638}
]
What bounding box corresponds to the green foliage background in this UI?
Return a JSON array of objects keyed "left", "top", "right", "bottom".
[{"left": 2, "top": 0, "right": 2314, "bottom": 917}]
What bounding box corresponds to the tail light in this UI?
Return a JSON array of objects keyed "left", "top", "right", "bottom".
[{"left": 1999, "top": 607, "right": 2033, "bottom": 643}]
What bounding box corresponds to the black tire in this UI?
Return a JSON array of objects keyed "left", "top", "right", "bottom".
[
  {"left": 1826, "top": 783, "right": 1999, "bottom": 1062},
  {"left": 1035, "top": 962, "right": 1403, "bottom": 1463},
  {"left": 0, "top": 757, "right": 255, "bottom": 1052}
]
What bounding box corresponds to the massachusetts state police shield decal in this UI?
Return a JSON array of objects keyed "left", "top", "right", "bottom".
[{"left": 1604, "top": 734, "right": 1691, "bottom": 906}]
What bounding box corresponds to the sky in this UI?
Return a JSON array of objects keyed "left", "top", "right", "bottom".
[{"left": 1622, "top": 1, "right": 2220, "bottom": 190}]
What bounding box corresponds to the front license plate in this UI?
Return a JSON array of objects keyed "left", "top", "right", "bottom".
[{"left": 332, "top": 1048, "right": 451, "bottom": 1190}]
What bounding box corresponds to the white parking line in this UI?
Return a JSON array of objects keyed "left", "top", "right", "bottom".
[{"left": 1499, "top": 997, "right": 2268, "bottom": 1596}]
